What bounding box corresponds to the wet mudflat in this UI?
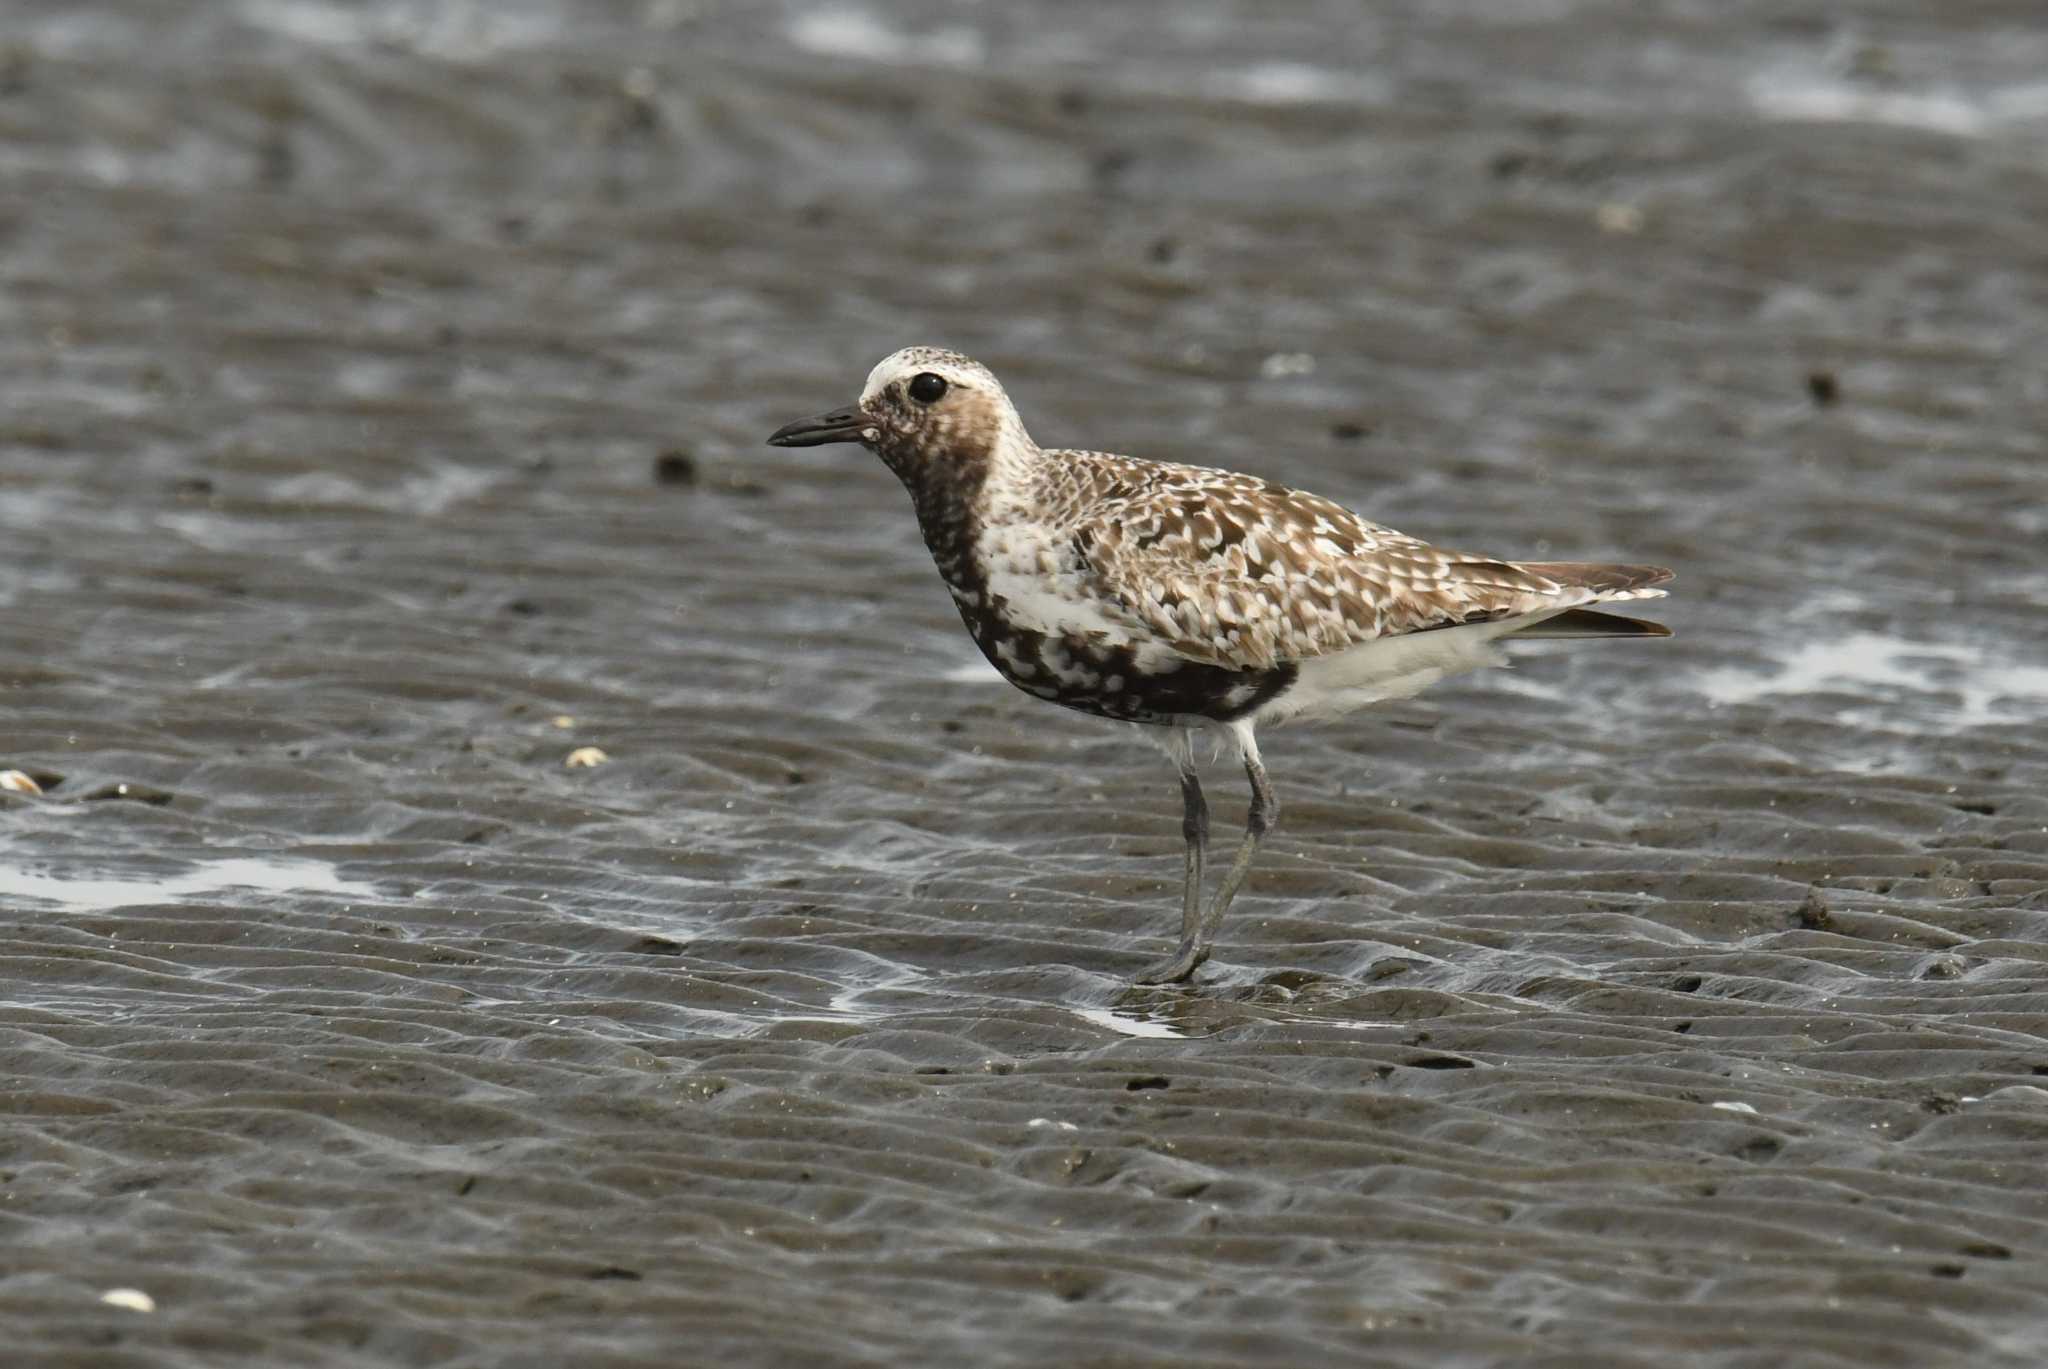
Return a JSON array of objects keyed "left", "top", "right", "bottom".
[{"left": 4, "top": 1, "right": 2048, "bottom": 1365}]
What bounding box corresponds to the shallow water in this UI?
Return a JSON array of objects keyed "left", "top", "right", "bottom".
[{"left": 4, "top": 1, "right": 2048, "bottom": 1365}]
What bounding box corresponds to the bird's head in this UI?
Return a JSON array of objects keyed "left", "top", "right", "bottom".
[{"left": 767, "top": 347, "right": 1027, "bottom": 479}]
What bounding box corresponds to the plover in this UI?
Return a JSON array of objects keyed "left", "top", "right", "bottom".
[{"left": 769, "top": 347, "right": 1672, "bottom": 984}]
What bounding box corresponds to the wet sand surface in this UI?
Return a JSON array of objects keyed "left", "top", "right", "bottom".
[{"left": 5, "top": 2, "right": 2048, "bottom": 1364}]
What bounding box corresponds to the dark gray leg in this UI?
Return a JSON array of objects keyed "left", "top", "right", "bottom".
[
  {"left": 1197, "top": 752, "right": 1276, "bottom": 947},
  {"left": 1135, "top": 764, "right": 1207, "bottom": 985},
  {"left": 1177, "top": 767, "right": 1209, "bottom": 939},
  {"left": 1135, "top": 750, "right": 1276, "bottom": 985}
]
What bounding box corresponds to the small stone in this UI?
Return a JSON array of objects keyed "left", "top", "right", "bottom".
[
  {"left": 565, "top": 746, "right": 610, "bottom": 768},
  {"left": 1595, "top": 202, "right": 1644, "bottom": 235},
  {"left": 81, "top": 782, "right": 174, "bottom": 805},
  {"left": 653, "top": 448, "right": 698, "bottom": 486},
  {"left": 1259, "top": 352, "right": 1315, "bottom": 379},
  {"left": 0, "top": 769, "right": 42, "bottom": 795},
  {"left": 100, "top": 1289, "right": 156, "bottom": 1313},
  {"left": 1806, "top": 370, "right": 1840, "bottom": 406}
]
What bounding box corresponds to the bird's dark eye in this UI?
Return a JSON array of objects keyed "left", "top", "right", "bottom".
[{"left": 907, "top": 372, "right": 948, "bottom": 405}]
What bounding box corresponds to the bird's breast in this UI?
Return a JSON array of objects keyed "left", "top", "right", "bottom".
[
  {"left": 929, "top": 521, "right": 1295, "bottom": 726},
  {"left": 973, "top": 523, "right": 1130, "bottom": 642}
]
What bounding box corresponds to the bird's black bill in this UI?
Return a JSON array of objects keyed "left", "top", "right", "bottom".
[{"left": 766, "top": 407, "right": 870, "bottom": 447}]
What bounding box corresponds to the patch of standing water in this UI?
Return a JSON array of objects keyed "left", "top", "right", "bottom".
[
  {"left": 1698, "top": 631, "right": 2048, "bottom": 731},
  {"left": 0, "top": 856, "right": 379, "bottom": 912},
  {"left": 1072, "top": 1005, "right": 1188, "bottom": 1039},
  {"left": 1746, "top": 44, "right": 2048, "bottom": 137}
]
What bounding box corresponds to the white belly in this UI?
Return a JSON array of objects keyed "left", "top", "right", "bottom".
[{"left": 1256, "top": 615, "right": 1558, "bottom": 725}]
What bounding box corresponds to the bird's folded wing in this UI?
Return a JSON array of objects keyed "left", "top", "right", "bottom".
[{"left": 1070, "top": 473, "right": 1660, "bottom": 672}]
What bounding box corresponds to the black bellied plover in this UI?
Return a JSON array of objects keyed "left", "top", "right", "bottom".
[{"left": 769, "top": 347, "right": 1673, "bottom": 984}]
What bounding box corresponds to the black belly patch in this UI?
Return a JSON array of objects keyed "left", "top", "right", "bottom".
[{"left": 956, "top": 603, "right": 1295, "bottom": 726}]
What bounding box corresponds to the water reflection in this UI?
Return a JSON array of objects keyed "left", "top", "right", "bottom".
[
  {"left": 1699, "top": 630, "right": 2048, "bottom": 729},
  {"left": 1, "top": 856, "right": 378, "bottom": 911}
]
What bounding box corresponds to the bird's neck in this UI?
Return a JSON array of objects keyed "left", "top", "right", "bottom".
[{"left": 881, "top": 426, "right": 1045, "bottom": 592}]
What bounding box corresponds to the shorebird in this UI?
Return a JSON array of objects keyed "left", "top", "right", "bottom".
[{"left": 768, "top": 348, "right": 1672, "bottom": 984}]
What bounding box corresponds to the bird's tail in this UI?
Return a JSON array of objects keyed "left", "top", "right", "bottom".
[
  {"left": 1510, "top": 607, "right": 1672, "bottom": 639},
  {"left": 1516, "top": 561, "right": 1674, "bottom": 601}
]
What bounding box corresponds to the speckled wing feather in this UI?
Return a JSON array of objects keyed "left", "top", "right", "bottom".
[{"left": 1047, "top": 451, "right": 1669, "bottom": 672}]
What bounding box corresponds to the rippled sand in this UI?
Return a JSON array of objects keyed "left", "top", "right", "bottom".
[{"left": 4, "top": 2, "right": 2048, "bottom": 1365}]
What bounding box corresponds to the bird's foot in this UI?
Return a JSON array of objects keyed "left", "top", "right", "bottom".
[{"left": 1133, "top": 940, "right": 1209, "bottom": 986}]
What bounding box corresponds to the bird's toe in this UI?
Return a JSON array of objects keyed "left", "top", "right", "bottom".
[{"left": 1133, "top": 942, "right": 1209, "bottom": 985}]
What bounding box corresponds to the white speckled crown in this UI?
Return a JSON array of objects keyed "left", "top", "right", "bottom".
[{"left": 860, "top": 347, "right": 1003, "bottom": 408}]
